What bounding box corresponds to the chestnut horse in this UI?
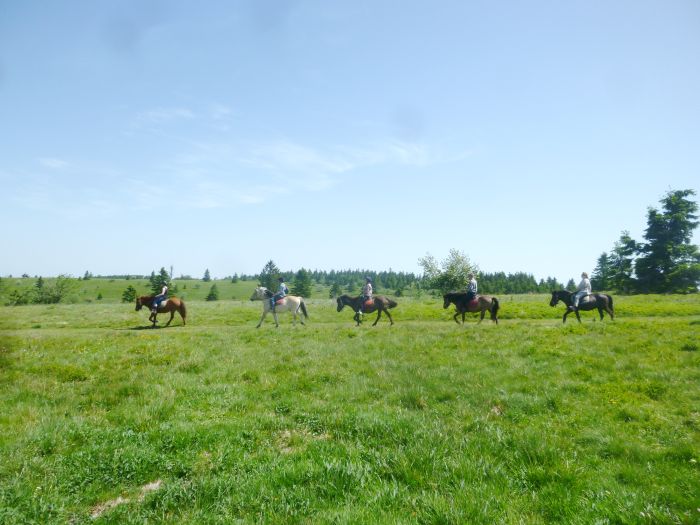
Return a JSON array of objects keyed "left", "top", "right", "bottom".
[
  {"left": 135, "top": 295, "right": 187, "bottom": 328},
  {"left": 249, "top": 286, "right": 308, "bottom": 328},
  {"left": 336, "top": 294, "right": 398, "bottom": 326},
  {"left": 443, "top": 292, "right": 500, "bottom": 324},
  {"left": 549, "top": 290, "right": 614, "bottom": 323}
]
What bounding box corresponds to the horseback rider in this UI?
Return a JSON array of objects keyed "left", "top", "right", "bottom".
[
  {"left": 466, "top": 273, "right": 478, "bottom": 302},
  {"left": 270, "top": 276, "right": 289, "bottom": 310},
  {"left": 572, "top": 272, "right": 591, "bottom": 309},
  {"left": 152, "top": 284, "right": 168, "bottom": 315},
  {"left": 358, "top": 276, "right": 373, "bottom": 315}
]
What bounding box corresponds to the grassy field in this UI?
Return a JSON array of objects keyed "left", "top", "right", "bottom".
[{"left": 1, "top": 291, "right": 699, "bottom": 524}]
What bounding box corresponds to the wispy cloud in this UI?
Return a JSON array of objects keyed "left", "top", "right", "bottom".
[
  {"left": 135, "top": 107, "right": 196, "bottom": 124},
  {"left": 38, "top": 157, "right": 69, "bottom": 169}
]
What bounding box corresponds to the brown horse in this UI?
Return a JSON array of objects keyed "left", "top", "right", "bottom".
[
  {"left": 336, "top": 294, "right": 397, "bottom": 326},
  {"left": 135, "top": 295, "right": 187, "bottom": 328},
  {"left": 443, "top": 292, "right": 500, "bottom": 324},
  {"left": 549, "top": 290, "right": 614, "bottom": 323}
]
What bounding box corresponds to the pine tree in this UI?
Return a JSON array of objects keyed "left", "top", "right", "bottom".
[
  {"left": 591, "top": 252, "right": 613, "bottom": 291},
  {"left": 635, "top": 189, "right": 700, "bottom": 293},
  {"left": 259, "top": 260, "right": 281, "bottom": 290},
  {"left": 608, "top": 232, "right": 638, "bottom": 294},
  {"left": 205, "top": 284, "right": 219, "bottom": 301},
  {"left": 291, "top": 268, "right": 313, "bottom": 298},
  {"left": 565, "top": 278, "right": 576, "bottom": 292},
  {"left": 329, "top": 282, "right": 342, "bottom": 298},
  {"left": 150, "top": 267, "right": 171, "bottom": 294},
  {"left": 122, "top": 285, "right": 137, "bottom": 303},
  {"left": 202, "top": 269, "right": 211, "bottom": 282}
]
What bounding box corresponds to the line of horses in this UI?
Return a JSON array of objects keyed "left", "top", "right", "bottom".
[{"left": 135, "top": 288, "right": 615, "bottom": 328}]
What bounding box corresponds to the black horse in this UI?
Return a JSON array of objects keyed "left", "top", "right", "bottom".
[
  {"left": 549, "top": 290, "right": 614, "bottom": 323},
  {"left": 336, "top": 294, "right": 397, "bottom": 326},
  {"left": 443, "top": 292, "right": 500, "bottom": 324}
]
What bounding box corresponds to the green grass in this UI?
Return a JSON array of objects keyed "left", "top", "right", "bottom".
[{"left": 1, "top": 295, "right": 699, "bottom": 524}]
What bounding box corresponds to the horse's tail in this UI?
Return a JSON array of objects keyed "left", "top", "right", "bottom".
[
  {"left": 179, "top": 299, "right": 187, "bottom": 325},
  {"left": 491, "top": 297, "right": 500, "bottom": 321},
  {"left": 607, "top": 294, "right": 614, "bottom": 313},
  {"left": 300, "top": 300, "right": 309, "bottom": 319},
  {"left": 386, "top": 298, "right": 398, "bottom": 309}
]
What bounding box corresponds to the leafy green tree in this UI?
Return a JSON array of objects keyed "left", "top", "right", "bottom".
[
  {"left": 591, "top": 252, "right": 613, "bottom": 291},
  {"left": 203, "top": 269, "right": 211, "bottom": 282},
  {"left": 205, "top": 284, "right": 219, "bottom": 301},
  {"left": 83, "top": 271, "right": 92, "bottom": 280},
  {"left": 418, "top": 249, "right": 478, "bottom": 294},
  {"left": 259, "top": 260, "right": 281, "bottom": 290},
  {"left": 33, "top": 275, "right": 76, "bottom": 304},
  {"left": 635, "top": 189, "right": 700, "bottom": 293},
  {"left": 291, "top": 268, "right": 313, "bottom": 297},
  {"left": 122, "top": 285, "right": 137, "bottom": 303},
  {"left": 608, "top": 231, "right": 638, "bottom": 294},
  {"left": 231, "top": 273, "right": 239, "bottom": 283},
  {"left": 150, "top": 267, "right": 171, "bottom": 294}
]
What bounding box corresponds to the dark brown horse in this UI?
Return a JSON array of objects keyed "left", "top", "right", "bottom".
[
  {"left": 135, "top": 295, "right": 187, "bottom": 328},
  {"left": 443, "top": 292, "right": 500, "bottom": 324},
  {"left": 336, "top": 294, "right": 397, "bottom": 326},
  {"left": 549, "top": 290, "right": 614, "bottom": 323}
]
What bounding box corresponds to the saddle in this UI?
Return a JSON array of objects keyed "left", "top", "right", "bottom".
[
  {"left": 467, "top": 297, "right": 479, "bottom": 308},
  {"left": 275, "top": 298, "right": 286, "bottom": 306},
  {"left": 578, "top": 294, "right": 593, "bottom": 304},
  {"left": 364, "top": 299, "right": 374, "bottom": 308}
]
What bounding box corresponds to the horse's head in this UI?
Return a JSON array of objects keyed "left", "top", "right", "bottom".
[
  {"left": 336, "top": 296, "right": 346, "bottom": 312},
  {"left": 250, "top": 286, "right": 272, "bottom": 301},
  {"left": 549, "top": 291, "right": 560, "bottom": 307},
  {"left": 135, "top": 297, "right": 144, "bottom": 311},
  {"left": 443, "top": 294, "right": 451, "bottom": 309}
]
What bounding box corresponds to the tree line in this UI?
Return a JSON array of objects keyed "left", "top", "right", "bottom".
[
  {"left": 3, "top": 190, "right": 697, "bottom": 305},
  {"left": 590, "top": 189, "right": 699, "bottom": 294}
]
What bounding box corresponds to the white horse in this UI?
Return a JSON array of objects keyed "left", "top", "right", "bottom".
[{"left": 249, "top": 286, "right": 309, "bottom": 328}]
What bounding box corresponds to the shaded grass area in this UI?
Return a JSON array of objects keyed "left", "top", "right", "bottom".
[{"left": 0, "top": 299, "right": 699, "bottom": 523}]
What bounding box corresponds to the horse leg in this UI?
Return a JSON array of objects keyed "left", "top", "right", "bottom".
[
  {"left": 165, "top": 310, "right": 175, "bottom": 327},
  {"left": 453, "top": 311, "right": 461, "bottom": 324},
  {"left": 273, "top": 310, "right": 279, "bottom": 328},
  {"left": 372, "top": 309, "right": 382, "bottom": 326},
  {"left": 597, "top": 307, "right": 604, "bottom": 321},
  {"left": 562, "top": 309, "right": 569, "bottom": 324},
  {"left": 354, "top": 312, "right": 361, "bottom": 326},
  {"left": 479, "top": 308, "right": 485, "bottom": 323},
  {"left": 575, "top": 309, "right": 582, "bottom": 323},
  {"left": 256, "top": 309, "right": 267, "bottom": 328}
]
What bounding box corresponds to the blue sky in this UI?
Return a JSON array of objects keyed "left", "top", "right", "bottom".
[{"left": 1, "top": 1, "right": 698, "bottom": 283}]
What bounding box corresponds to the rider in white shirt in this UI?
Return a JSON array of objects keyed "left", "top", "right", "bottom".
[{"left": 572, "top": 272, "right": 591, "bottom": 308}]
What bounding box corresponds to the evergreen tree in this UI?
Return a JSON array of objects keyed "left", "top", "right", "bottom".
[
  {"left": 259, "top": 260, "right": 281, "bottom": 290},
  {"left": 122, "top": 285, "right": 137, "bottom": 303},
  {"left": 150, "top": 267, "right": 171, "bottom": 294},
  {"left": 635, "top": 189, "right": 700, "bottom": 293},
  {"left": 291, "top": 268, "right": 313, "bottom": 297},
  {"left": 329, "top": 282, "right": 342, "bottom": 298},
  {"left": 608, "top": 231, "right": 638, "bottom": 293},
  {"left": 205, "top": 284, "right": 219, "bottom": 301},
  {"left": 591, "top": 252, "right": 613, "bottom": 291},
  {"left": 565, "top": 278, "right": 576, "bottom": 292},
  {"left": 231, "top": 273, "right": 239, "bottom": 283},
  {"left": 202, "top": 269, "right": 211, "bottom": 282}
]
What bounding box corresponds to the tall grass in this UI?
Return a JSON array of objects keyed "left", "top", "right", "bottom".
[{"left": 1, "top": 295, "right": 699, "bottom": 523}]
